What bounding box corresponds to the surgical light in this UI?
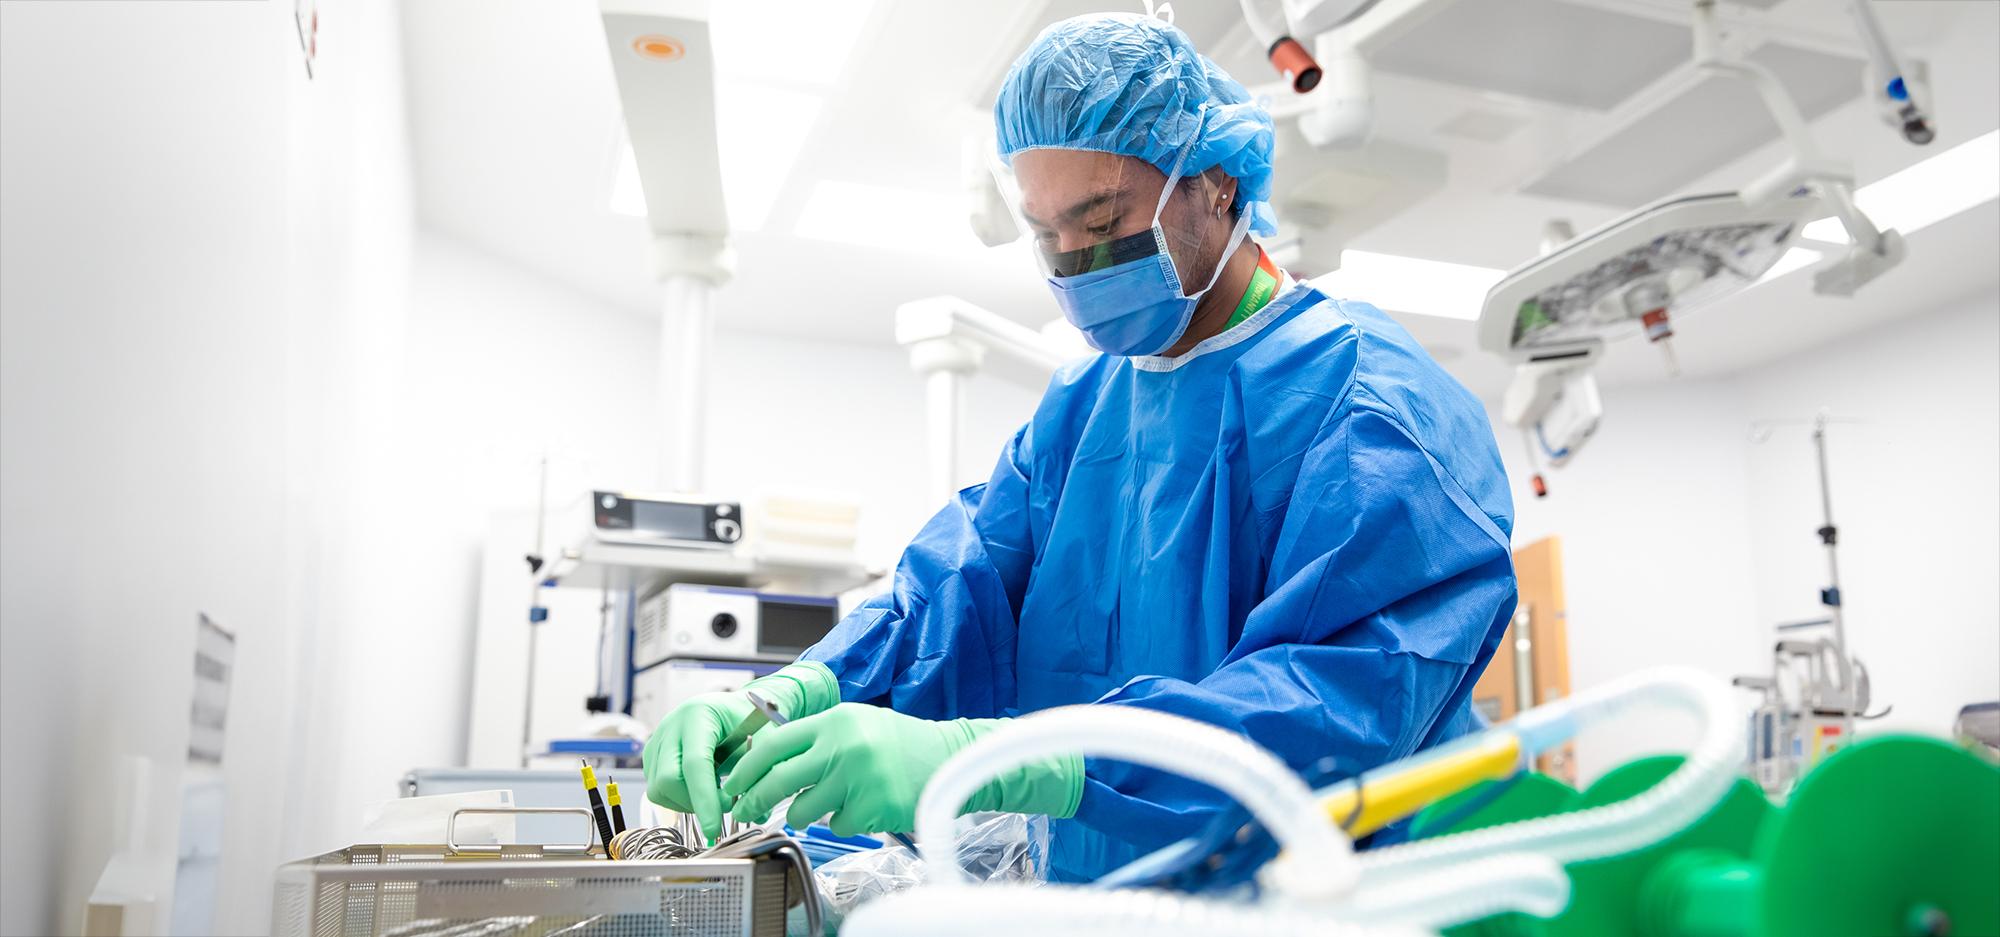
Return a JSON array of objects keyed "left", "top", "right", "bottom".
[
  {"left": 1477, "top": 191, "right": 1820, "bottom": 481},
  {"left": 1490, "top": 193, "right": 1814, "bottom": 358},
  {"left": 1470, "top": 0, "right": 1934, "bottom": 492}
]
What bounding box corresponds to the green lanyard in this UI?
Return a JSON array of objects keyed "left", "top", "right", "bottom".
[{"left": 1224, "top": 253, "right": 1280, "bottom": 331}]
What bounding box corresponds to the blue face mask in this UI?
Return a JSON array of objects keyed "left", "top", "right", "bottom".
[{"left": 1042, "top": 146, "right": 1253, "bottom": 357}]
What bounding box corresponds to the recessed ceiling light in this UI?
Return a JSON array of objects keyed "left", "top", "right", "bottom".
[
  {"left": 714, "top": 83, "right": 824, "bottom": 231},
  {"left": 1755, "top": 246, "right": 1823, "bottom": 285},
  {"left": 1801, "top": 129, "right": 1999, "bottom": 243},
  {"left": 794, "top": 180, "right": 983, "bottom": 254},
  {"left": 1315, "top": 250, "right": 1508, "bottom": 321}
]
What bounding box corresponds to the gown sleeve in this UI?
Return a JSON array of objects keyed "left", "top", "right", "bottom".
[
  {"left": 800, "top": 422, "right": 1040, "bottom": 721},
  {"left": 1071, "top": 389, "right": 1518, "bottom": 855}
]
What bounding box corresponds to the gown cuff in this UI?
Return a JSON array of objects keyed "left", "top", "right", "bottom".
[{"left": 955, "top": 719, "right": 1086, "bottom": 820}]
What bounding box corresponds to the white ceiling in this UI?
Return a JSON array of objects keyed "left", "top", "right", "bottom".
[{"left": 398, "top": 0, "right": 1999, "bottom": 401}]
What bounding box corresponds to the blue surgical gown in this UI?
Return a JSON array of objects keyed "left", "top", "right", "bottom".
[{"left": 802, "top": 281, "right": 1517, "bottom": 881}]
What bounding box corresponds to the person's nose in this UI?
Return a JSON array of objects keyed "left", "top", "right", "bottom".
[{"left": 1055, "top": 229, "right": 1095, "bottom": 253}]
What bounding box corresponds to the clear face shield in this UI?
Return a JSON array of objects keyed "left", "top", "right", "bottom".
[{"left": 991, "top": 125, "right": 1252, "bottom": 356}]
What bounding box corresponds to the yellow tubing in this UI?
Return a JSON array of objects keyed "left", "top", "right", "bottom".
[{"left": 1322, "top": 733, "right": 1522, "bottom": 837}]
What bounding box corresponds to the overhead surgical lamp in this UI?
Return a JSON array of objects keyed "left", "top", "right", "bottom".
[{"left": 1479, "top": 0, "right": 1932, "bottom": 496}]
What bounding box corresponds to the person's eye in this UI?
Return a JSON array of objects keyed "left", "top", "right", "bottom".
[{"left": 1086, "top": 218, "right": 1119, "bottom": 238}]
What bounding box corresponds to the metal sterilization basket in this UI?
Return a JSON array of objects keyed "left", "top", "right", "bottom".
[{"left": 272, "top": 809, "right": 788, "bottom": 937}]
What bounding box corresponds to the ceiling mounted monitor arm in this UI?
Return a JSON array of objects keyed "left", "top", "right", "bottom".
[
  {"left": 599, "top": 0, "right": 736, "bottom": 493},
  {"left": 1847, "top": 0, "right": 1936, "bottom": 146},
  {"left": 895, "top": 297, "right": 1081, "bottom": 506},
  {"left": 1690, "top": 0, "right": 1906, "bottom": 298},
  {"left": 1505, "top": 357, "right": 1602, "bottom": 496},
  {"left": 1237, "top": 0, "right": 1393, "bottom": 147},
  {"left": 1239, "top": 0, "right": 1325, "bottom": 94},
  {"left": 1501, "top": 220, "right": 1603, "bottom": 499},
  {"left": 1295, "top": 33, "right": 1372, "bottom": 148}
]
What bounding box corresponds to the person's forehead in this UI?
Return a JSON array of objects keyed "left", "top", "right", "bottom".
[{"left": 1013, "top": 150, "right": 1163, "bottom": 216}]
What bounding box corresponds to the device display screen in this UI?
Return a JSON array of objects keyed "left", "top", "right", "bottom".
[
  {"left": 759, "top": 601, "right": 835, "bottom": 654},
  {"left": 633, "top": 500, "right": 705, "bottom": 538}
]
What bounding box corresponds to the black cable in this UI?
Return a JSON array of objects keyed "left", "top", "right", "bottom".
[{"left": 1419, "top": 771, "right": 1525, "bottom": 838}]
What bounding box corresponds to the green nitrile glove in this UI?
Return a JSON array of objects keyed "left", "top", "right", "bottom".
[
  {"left": 720, "top": 702, "right": 1083, "bottom": 837},
  {"left": 642, "top": 661, "right": 840, "bottom": 842}
]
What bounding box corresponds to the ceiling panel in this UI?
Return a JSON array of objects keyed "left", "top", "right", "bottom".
[
  {"left": 1437, "top": 106, "right": 1533, "bottom": 142},
  {"left": 1524, "top": 42, "right": 1864, "bottom": 207},
  {"left": 1369, "top": 0, "right": 1692, "bottom": 110}
]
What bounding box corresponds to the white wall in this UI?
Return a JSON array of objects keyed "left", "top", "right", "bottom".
[
  {"left": 1736, "top": 291, "right": 1999, "bottom": 740},
  {"left": 1, "top": 1, "right": 421, "bottom": 933},
  {"left": 1493, "top": 291, "right": 2000, "bottom": 783},
  {"left": 403, "top": 231, "right": 1039, "bottom": 569},
  {"left": 404, "top": 235, "right": 659, "bottom": 771},
  {"left": 400, "top": 234, "right": 1044, "bottom": 769},
  {"left": 278, "top": 0, "right": 439, "bottom": 874},
  {"left": 1497, "top": 381, "right": 1767, "bottom": 781},
  {"left": 1, "top": 6, "right": 289, "bottom": 935}
]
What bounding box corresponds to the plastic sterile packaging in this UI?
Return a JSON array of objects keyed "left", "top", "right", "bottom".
[{"left": 806, "top": 812, "right": 1048, "bottom": 934}]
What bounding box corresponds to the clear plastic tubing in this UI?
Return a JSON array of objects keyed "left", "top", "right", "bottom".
[
  {"left": 908, "top": 705, "right": 1354, "bottom": 898},
  {"left": 1332, "top": 854, "right": 1570, "bottom": 932},
  {"left": 848, "top": 705, "right": 1397, "bottom": 937},
  {"left": 846, "top": 883, "right": 1434, "bottom": 937},
  {"left": 853, "top": 669, "right": 1737, "bottom": 937},
  {"left": 1358, "top": 666, "right": 1744, "bottom": 880}
]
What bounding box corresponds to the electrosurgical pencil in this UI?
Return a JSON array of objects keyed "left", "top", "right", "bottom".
[
  {"left": 606, "top": 775, "right": 629, "bottom": 835},
  {"left": 579, "top": 760, "right": 615, "bottom": 853}
]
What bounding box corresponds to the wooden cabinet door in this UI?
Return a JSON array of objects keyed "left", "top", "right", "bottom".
[{"left": 1470, "top": 536, "right": 1575, "bottom": 783}]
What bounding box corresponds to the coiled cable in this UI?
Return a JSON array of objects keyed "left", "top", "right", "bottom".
[{"left": 607, "top": 826, "right": 823, "bottom": 936}]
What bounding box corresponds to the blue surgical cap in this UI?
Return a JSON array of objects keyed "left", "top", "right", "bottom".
[{"left": 994, "top": 13, "right": 1278, "bottom": 236}]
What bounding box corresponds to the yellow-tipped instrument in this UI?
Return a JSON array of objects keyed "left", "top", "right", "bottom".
[
  {"left": 1319, "top": 732, "right": 1523, "bottom": 837},
  {"left": 606, "top": 776, "right": 628, "bottom": 835},
  {"left": 579, "top": 760, "right": 615, "bottom": 851}
]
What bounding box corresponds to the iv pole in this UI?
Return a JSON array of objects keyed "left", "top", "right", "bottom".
[
  {"left": 1741, "top": 408, "right": 1882, "bottom": 789},
  {"left": 1808, "top": 410, "right": 1864, "bottom": 742}
]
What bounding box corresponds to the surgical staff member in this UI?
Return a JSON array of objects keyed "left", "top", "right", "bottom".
[{"left": 645, "top": 12, "right": 1517, "bottom": 882}]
